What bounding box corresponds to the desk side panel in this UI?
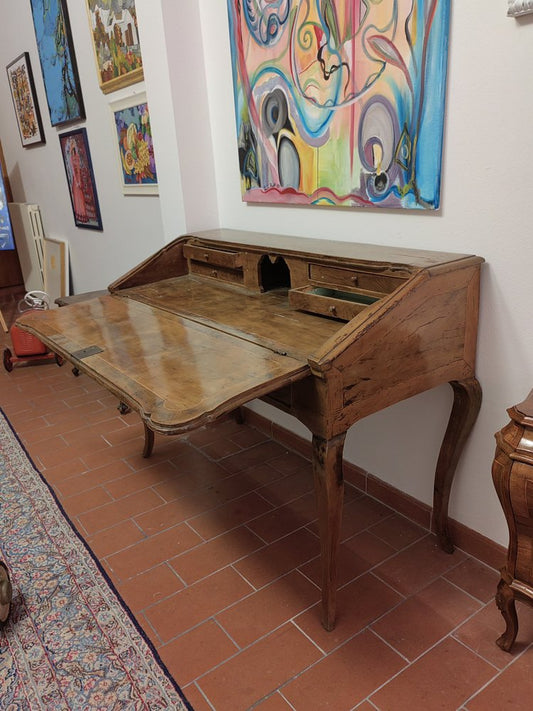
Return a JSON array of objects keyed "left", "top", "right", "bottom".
[
  {"left": 294, "top": 262, "right": 481, "bottom": 438},
  {"left": 109, "top": 237, "right": 188, "bottom": 292}
]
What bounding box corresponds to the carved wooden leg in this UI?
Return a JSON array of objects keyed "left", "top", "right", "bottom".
[
  {"left": 143, "top": 424, "right": 155, "bottom": 458},
  {"left": 433, "top": 377, "right": 482, "bottom": 553},
  {"left": 312, "top": 432, "right": 346, "bottom": 632},
  {"left": 495, "top": 575, "right": 518, "bottom": 652}
]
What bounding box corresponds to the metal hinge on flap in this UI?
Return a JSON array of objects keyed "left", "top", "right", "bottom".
[{"left": 72, "top": 345, "right": 103, "bottom": 359}]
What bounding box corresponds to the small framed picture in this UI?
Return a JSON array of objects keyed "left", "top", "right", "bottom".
[
  {"left": 59, "top": 128, "right": 103, "bottom": 230},
  {"left": 6, "top": 52, "right": 45, "bottom": 147},
  {"left": 110, "top": 91, "right": 158, "bottom": 195},
  {"left": 85, "top": 0, "right": 144, "bottom": 94}
]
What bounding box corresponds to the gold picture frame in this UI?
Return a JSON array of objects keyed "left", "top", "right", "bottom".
[{"left": 85, "top": 0, "right": 144, "bottom": 95}]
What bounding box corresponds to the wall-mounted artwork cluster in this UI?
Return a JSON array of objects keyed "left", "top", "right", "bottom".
[
  {"left": 4, "top": 0, "right": 156, "bottom": 236},
  {"left": 86, "top": 0, "right": 157, "bottom": 195},
  {"left": 227, "top": 0, "right": 451, "bottom": 210}
]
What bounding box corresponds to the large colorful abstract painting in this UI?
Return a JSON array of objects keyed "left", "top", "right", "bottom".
[
  {"left": 227, "top": 0, "right": 450, "bottom": 210},
  {"left": 30, "top": 0, "right": 85, "bottom": 126}
]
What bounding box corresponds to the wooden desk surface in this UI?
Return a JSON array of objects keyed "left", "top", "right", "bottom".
[
  {"left": 20, "top": 284, "right": 322, "bottom": 432},
  {"left": 122, "top": 275, "right": 341, "bottom": 359}
]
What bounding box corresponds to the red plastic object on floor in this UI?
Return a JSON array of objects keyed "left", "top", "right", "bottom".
[
  {"left": 3, "top": 310, "right": 62, "bottom": 372},
  {"left": 10, "top": 314, "right": 48, "bottom": 356}
]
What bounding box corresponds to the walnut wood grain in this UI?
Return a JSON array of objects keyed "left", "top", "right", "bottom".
[
  {"left": 17, "top": 230, "right": 484, "bottom": 632},
  {"left": 433, "top": 378, "right": 482, "bottom": 552},
  {"left": 492, "top": 390, "right": 533, "bottom": 651}
]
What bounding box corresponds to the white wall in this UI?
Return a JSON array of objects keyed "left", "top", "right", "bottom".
[
  {"left": 197, "top": 2, "right": 533, "bottom": 547},
  {"left": 1, "top": 1, "right": 532, "bottom": 548}
]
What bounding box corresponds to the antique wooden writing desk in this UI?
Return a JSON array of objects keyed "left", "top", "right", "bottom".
[{"left": 18, "top": 229, "right": 484, "bottom": 631}]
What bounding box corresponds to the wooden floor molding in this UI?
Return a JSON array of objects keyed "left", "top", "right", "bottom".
[{"left": 243, "top": 406, "right": 506, "bottom": 572}]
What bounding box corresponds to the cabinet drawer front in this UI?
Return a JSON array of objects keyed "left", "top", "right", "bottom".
[
  {"left": 184, "top": 243, "right": 243, "bottom": 269},
  {"left": 309, "top": 264, "right": 404, "bottom": 295},
  {"left": 289, "top": 286, "right": 377, "bottom": 321},
  {"left": 190, "top": 261, "right": 244, "bottom": 285}
]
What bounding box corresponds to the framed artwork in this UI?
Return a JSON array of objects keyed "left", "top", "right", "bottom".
[
  {"left": 6, "top": 52, "right": 45, "bottom": 147},
  {"left": 85, "top": 0, "right": 144, "bottom": 94},
  {"left": 59, "top": 128, "right": 103, "bottom": 230},
  {"left": 508, "top": 0, "right": 533, "bottom": 15},
  {"left": 30, "top": 0, "right": 85, "bottom": 126},
  {"left": 227, "top": 0, "right": 451, "bottom": 211},
  {"left": 110, "top": 92, "right": 158, "bottom": 195}
]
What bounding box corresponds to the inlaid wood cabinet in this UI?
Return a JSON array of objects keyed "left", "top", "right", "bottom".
[{"left": 493, "top": 390, "right": 533, "bottom": 651}]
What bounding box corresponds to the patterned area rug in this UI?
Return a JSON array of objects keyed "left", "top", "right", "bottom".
[{"left": 0, "top": 409, "right": 192, "bottom": 710}]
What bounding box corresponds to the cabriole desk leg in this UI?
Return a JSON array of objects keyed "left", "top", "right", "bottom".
[
  {"left": 433, "top": 377, "right": 482, "bottom": 553},
  {"left": 312, "top": 431, "right": 346, "bottom": 632}
]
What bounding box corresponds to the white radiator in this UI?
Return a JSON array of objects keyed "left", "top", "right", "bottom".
[{"left": 8, "top": 202, "right": 45, "bottom": 292}]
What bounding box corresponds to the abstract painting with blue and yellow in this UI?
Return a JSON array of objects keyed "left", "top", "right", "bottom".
[{"left": 227, "top": 0, "right": 450, "bottom": 210}]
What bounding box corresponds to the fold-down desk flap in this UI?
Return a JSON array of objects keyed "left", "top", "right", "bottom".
[{"left": 17, "top": 296, "right": 309, "bottom": 433}]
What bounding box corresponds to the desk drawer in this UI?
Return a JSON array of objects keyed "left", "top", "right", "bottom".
[
  {"left": 309, "top": 264, "right": 404, "bottom": 296},
  {"left": 184, "top": 243, "right": 243, "bottom": 269},
  {"left": 190, "top": 261, "right": 244, "bottom": 285},
  {"left": 289, "top": 286, "right": 379, "bottom": 321}
]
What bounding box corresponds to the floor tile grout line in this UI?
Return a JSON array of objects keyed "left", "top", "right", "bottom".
[
  {"left": 153, "top": 566, "right": 321, "bottom": 651},
  {"left": 191, "top": 616, "right": 333, "bottom": 705}
]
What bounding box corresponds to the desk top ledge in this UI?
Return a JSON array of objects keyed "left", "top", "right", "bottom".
[{"left": 188, "top": 228, "right": 483, "bottom": 270}]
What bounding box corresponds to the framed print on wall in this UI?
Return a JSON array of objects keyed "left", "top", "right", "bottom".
[
  {"left": 6, "top": 52, "right": 45, "bottom": 147},
  {"left": 110, "top": 92, "right": 158, "bottom": 195},
  {"left": 227, "top": 0, "right": 451, "bottom": 211},
  {"left": 59, "top": 128, "right": 103, "bottom": 230},
  {"left": 85, "top": 0, "right": 144, "bottom": 94},
  {"left": 30, "top": 0, "right": 85, "bottom": 126}
]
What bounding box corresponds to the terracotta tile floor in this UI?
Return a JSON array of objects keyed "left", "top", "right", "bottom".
[{"left": 2, "top": 292, "right": 533, "bottom": 710}]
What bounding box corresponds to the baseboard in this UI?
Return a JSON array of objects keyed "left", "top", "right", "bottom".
[{"left": 243, "top": 406, "right": 506, "bottom": 572}]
